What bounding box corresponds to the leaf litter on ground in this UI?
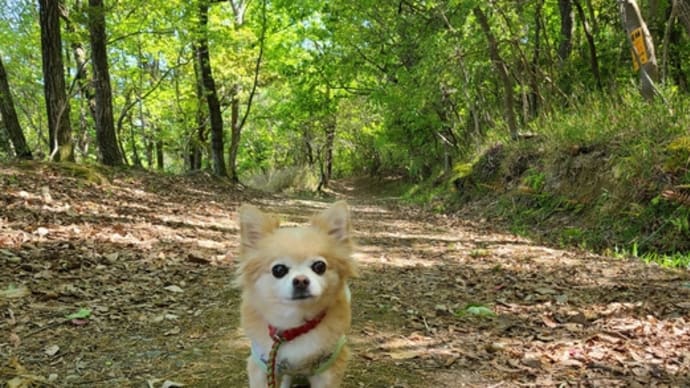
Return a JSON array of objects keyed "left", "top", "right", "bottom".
[{"left": 0, "top": 163, "right": 689, "bottom": 387}]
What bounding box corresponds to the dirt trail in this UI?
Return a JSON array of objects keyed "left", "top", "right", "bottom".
[{"left": 1, "top": 164, "right": 689, "bottom": 387}]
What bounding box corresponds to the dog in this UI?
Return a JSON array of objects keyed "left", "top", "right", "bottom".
[{"left": 236, "top": 201, "right": 356, "bottom": 388}]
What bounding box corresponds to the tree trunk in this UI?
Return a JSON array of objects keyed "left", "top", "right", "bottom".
[
  {"left": 558, "top": 0, "right": 575, "bottom": 62},
  {"left": 156, "top": 139, "right": 164, "bottom": 170},
  {"left": 196, "top": 1, "right": 227, "bottom": 177},
  {"left": 88, "top": 0, "right": 123, "bottom": 166},
  {"left": 39, "top": 0, "right": 74, "bottom": 162},
  {"left": 129, "top": 113, "right": 141, "bottom": 166},
  {"left": 65, "top": 0, "right": 96, "bottom": 158},
  {"left": 573, "top": 0, "right": 603, "bottom": 89},
  {"left": 191, "top": 56, "right": 206, "bottom": 171},
  {"left": 530, "top": 0, "right": 544, "bottom": 117},
  {"left": 72, "top": 41, "right": 96, "bottom": 156},
  {"left": 228, "top": 92, "right": 241, "bottom": 182},
  {"left": 679, "top": 0, "right": 690, "bottom": 35},
  {"left": 227, "top": 0, "right": 266, "bottom": 183},
  {"left": 0, "top": 56, "right": 32, "bottom": 159},
  {"left": 473, "top": 7, "right": 518, "bottom": 141},
  {"left": 0, "top": 117, "right": 11, "bottom": 155},
  {"left": 322, "top": 116, "right": 335, "bottom": 188},
  {"left": 619, "top": 0, "right": 660, "bottom": 100}
]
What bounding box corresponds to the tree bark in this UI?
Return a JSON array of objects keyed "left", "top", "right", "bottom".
[
  {"left": 558, "top": 0, "right": 575, "bottom": 62},
  {"left": 39, "top": 0, "right": 74, "bottom": 162},
  {"left": 228, "top": 92, "right": 241, "bottom": 182},
  {"left": 0, "top": 117, "right": 11, "bottom": 155},
  {"left": 679, "top": 0, "right": 690, "bottom": 35},
  {"left": 322, "top": 116, "right": 335, "bottom": 188},
  {"left": 0, "top": 57, "right": 32, "bottom": 159},
  {"left": 227, "top": 0, "right": 266, "bottom": 183},
  {"left": 473, "top": 7, "right": 518, "bottom": 141},
  {"left": 619, "top": 0, "right": 660, "bottom": 100},
  {"left": 573, "top": 0, "right": 603, "bottom": 89},
  {"left": 190, "top": 54, "right": 206, "bottom": 170},
  {"left": 64, "top": 0, "right": 96, "bottom": 157},
  {"left": 196, "top": 0, "right": 227, "bottom": 177},
  {"left": 156, "top": 139, "right": 164, "bottom": 170},
  {"left": 88, "top": 0, "right": 123, "bottom": 166}
]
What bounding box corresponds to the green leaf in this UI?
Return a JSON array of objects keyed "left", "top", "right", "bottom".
[
  {"left": 466, "top": 305, "right": 496, "bottom": 317},
  {"left": 456, "top": 304, "right": 496, "bottom": 317},
  {"left": 66, "top": 308, "right": 92, "bottom": 320}
]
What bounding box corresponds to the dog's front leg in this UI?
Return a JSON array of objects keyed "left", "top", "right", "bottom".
[
  {"left": 279, "top": 375, "right": 293, "bottom": 388},
  {"left": 247, "top": 358, "right": 267, "bottom": 388},
  {"left": 308, "top": 369, "right": 344, "bottom": 388}
]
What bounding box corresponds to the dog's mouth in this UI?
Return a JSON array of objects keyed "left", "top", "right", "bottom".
[{"left": 291, "top": 290, "right": 313, "bottom": 300}]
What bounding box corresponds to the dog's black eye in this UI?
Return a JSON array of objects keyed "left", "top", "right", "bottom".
[
  {"left": 311, "top": 260, "right": 327, "bottom": 275},
  {"left": 272, "top": 264, "right": 289, "bottom": 278}
]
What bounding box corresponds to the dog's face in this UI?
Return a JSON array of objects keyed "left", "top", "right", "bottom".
[{"left": 236, "top": 202, "right": 355, "bottom": 313}]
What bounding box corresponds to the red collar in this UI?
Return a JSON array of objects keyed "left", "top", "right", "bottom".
[{"left": 268, "top": 311, "right": 326, "bottom": 342}]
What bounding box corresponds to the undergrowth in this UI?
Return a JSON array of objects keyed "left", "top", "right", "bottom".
[{"left": 409, "top": 88, "right": 690, "bottom": 269}]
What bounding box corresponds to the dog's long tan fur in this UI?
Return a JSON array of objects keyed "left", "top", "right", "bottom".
[{"left": 236, "top": 201, "right": 356, "bottom": 388}]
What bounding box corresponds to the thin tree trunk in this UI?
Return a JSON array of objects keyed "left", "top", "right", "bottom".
[
  {"left": 73, "top": 41, "right": 95, "bottom": 157},
  {"left": 661, "top": 0, "right": 679, "bottom": 83},
  {"left": 65, "top": 0, "right": 96, "bottom": 157},
  {"left": 196, "top": 1, "right": 227, "bottom": 177},
  {"left": 530, "top": 0, "right": 544, "bottom": 117},
  {"left": 39, "top": 0, "right": 74, "bottom": 162},
  {"left": 0, "top": 117, "right": 11, "bottom": 155},
  {"left": 323, "top": 116, "right": 335, "bottom": 188},
  {"left": 156, "top": 139, "right": 164, "bottom": 170},
  {"left": 88, "top": 0, "right": 123, "bottom": 166},
  {"left": 191, "top": 56, "right": 206, "bottom": 171},
  {"left": 0, "top": 57, "right": 32, "bottom": 159},
  {"left": 678, "top": 0, "right": 690, "bottom": 35},
  {"left": 228, "top": 92, "right": 241, "bottom": 182},
  {"left": 574, "top": 0, "right": 603, "bottom": 89},
  {"left": 227, "top": 0, "right": 267, "bottom": 183},
  {"left": 129, "top": 113, "right": 141, "bottom": 166},
  {"left": 473, "top": 7, "right": 518, "bottom": 141},
  {"left": 558, "top": 0, "right": 575, "bottom": 62}
]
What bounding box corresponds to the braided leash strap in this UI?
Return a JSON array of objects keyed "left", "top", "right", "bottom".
[
  {"left": 265, "top": 312, "right": 326, "bottom": 388},
  {"left": 267, "top": 335, "right": 284, "bottom": 388}
]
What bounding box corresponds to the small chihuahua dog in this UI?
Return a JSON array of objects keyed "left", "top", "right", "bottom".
[{"left": 236, "top": 201, "right": 356, "bottom": 388}]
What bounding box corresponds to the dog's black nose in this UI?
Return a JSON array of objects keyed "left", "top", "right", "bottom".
[{"left": 292, "top": 275, "right": 310, "bottom": 290}]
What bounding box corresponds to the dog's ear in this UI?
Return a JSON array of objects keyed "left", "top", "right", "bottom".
[
  {"left": 239, "top": 205, "right": 279, "bottom": 252},
  {"left": 312, "top": 201, "right": 351, "bottom": 243}
]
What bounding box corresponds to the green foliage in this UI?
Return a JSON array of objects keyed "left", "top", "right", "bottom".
[
  {"left": 438, "top": 87, "right": 690, "bottom": 266},
  {"left": 244, "top": 165, "right": 319, "bottom": 193},
  {"left": 2, "top": 0, "right": 690, "bottom": 263}
]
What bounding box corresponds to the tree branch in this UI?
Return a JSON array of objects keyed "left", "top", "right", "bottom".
[{"left": 237, "top": 0, "right": 266, "bottom": 131}]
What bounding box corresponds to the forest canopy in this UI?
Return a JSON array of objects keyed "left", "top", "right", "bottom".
[{"left": 1, "top": 0, "right": 689, "bottom": 186}]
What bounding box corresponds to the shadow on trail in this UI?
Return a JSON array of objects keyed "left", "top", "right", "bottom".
[{"left": 1, "top": 166, "right": 688, "bottom": 387}]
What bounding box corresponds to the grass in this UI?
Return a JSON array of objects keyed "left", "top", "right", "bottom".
[{"left": 405, "top": 87, "right": 690, "bottom": 269}]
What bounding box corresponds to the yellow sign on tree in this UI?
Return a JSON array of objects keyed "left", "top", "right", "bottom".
[{"left": 630, "top": 27, "right": 648, "bottom": 71}]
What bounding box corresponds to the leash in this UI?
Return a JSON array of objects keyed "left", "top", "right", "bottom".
[{"left": 266, "top": 312, "right": 326, "bottom": 388}]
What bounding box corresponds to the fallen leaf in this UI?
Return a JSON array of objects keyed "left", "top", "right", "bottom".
[
  {"left": 164, "top": 326, "right": 181, "bottom": 336},
  {"left": 66, "top": 308, "right": 92, "bottom": 320},
  {"left": 164, "top": 285, "right": 184, "bottom": 293},
  {"left": 458, "top": 304, "right": 496, "bottom": 317},
  {"left": 0, "top": 285, "right": 30, "bottom": 299},
  {"left": 44, "top": 345, "right": 60, "bottom": 356},
  {"left": 541, "top": 314, "right": 558, "bottom": 328},
  {"left": 521, "top": 353, "right": 542, "bottom": 368},
  {"left": 9, "top": 333, "right": 21, "bottom": 348},
  {"left": 161, "top": 380, "right": 185, "bottom": 388},
  {"left": 388, "top": 350, "right": 420, "bottom": 360}
]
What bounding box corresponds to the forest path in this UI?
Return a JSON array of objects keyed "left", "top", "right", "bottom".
[{"left": 1, "top": 164, "right": 689, "bottom": 387}]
